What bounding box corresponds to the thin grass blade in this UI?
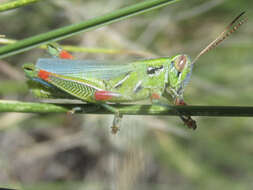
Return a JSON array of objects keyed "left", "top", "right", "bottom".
[
  {"left": 0, "top": 0, "right": 180, "bottom": 59},
  {"left": 0, "top": 0, "right": 41, "bottom": 12}
]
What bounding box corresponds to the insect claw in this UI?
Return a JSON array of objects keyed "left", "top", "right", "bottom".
[
  {"left": 111, "top": 125, "right": 120, "bottom": 134},
  {"left": 180, "top": 115, "right": 197, "bottom": 130},
  {"left": 187, "top": 118, "right": 197, "bottom": 130},
  {"left": 99, "top": 103, "right": 123, "bottom": 134},
  {"left": 111, "top": 113, "right": 123, "bottom": 134},
  {"left": 174, "top": 98, "right": 197, "bottom": 129}
]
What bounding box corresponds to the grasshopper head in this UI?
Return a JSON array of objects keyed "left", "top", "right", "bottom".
[
  {"left": 23, "top": 63, "right": 38, "bottom": 79},
  {"left": 168, "top": 54, "right": 193, "bottom": 96}
]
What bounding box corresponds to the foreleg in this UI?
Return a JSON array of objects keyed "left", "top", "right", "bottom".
[
  {"left": 174, "top": 97, "right": 196, "bottom": 130},
  {"left": 150, "top": 91, "right": 197, "bottom": 130},
  {"left": 100, "top": 104, "right": 123, "bottom": 134}
]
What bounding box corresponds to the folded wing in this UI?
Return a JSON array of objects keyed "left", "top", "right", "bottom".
[{"left": 36, "top": 58, "right": 134, "bottom": 80}]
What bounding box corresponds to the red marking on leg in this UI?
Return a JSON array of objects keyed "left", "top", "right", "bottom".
[
  {"left": 175, "top": 98, "right": 186, "bottom": 105},
  {"left": 151, "top": 93, "right": 160, "bottom": 99},
  {"left": 94, "top": 91, "right": 120, "bottom": 101},
  {"left": 59, "top": 50, "right": 74, "bottom": 59},
  {"left": 38, "top": 70, "right": 51, "bottom": 81}
]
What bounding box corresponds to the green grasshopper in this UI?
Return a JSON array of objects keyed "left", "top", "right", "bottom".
[{"left": 23, "top": 12, "right": 247, "bottom": 133}]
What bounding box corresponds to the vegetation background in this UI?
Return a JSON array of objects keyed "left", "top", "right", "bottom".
[{"left": 0, "top": 0, "right": 252, "bottom": 189}]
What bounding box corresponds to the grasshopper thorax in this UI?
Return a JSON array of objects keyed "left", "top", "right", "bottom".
[{"left": 168, "top": 54, "right": 193, "bottom": 96}]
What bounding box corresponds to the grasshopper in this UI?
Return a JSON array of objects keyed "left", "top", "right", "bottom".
[{"left": 23, "top": 12, "right": 247, "bottom": 133}]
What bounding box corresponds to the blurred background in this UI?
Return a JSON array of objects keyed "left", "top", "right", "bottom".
[{"left": 0, "top": 0, "right": 253, "bottom": 189}]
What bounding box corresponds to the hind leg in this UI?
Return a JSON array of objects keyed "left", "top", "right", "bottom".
[{"left": 47, "top": 43, "right": 74, "bottom": 59}]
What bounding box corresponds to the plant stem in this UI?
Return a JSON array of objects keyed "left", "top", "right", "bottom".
[
  {"left": 0, "top": 0, "right": 41, "bottom": 12},
  {"left": 0, "top": 38, "right": 152, "bottom": 57},
  {"left": 1, "top": 100, "right": 253, "bottom": 117}
]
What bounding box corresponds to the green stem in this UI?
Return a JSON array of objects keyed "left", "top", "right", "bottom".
[
  {"left": 0, "top": 0, "right": 180, "bottom": 59},
  {"left": 0, "top": 0, "right": 40, "bottom": 12},
  {"left": 1, "top": 100, "right": 253, "bottom": 117}
]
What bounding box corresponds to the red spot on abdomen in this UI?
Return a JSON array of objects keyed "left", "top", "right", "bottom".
[
  {"left": 59, "top": 50, "right": 73, "bottom": 59},
  {"left": 38, "top": 70, "right": 51, "bottom": 81},
  {"left": 94, "top": 91, "right": 120, "bottom": 101}
]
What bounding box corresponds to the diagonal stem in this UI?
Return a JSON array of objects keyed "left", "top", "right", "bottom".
[
  {"left": 0, "top": 0, "right": 180, "bottom": 59},
  {"left": 0, "top": 0, "right": 41, "bottom": 12}
]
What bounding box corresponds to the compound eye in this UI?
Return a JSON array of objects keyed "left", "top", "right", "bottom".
[{"left": 175, "top": 55, "right": 187, "bottom": 72}]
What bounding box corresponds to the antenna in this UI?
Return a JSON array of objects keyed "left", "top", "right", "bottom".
[{"left": 192, "top": 11, "right": 248, "bottom": 65}]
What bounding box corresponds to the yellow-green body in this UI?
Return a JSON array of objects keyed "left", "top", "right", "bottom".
[{"left": 23, "top": 55, "right": 193, "bottom": 105}]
